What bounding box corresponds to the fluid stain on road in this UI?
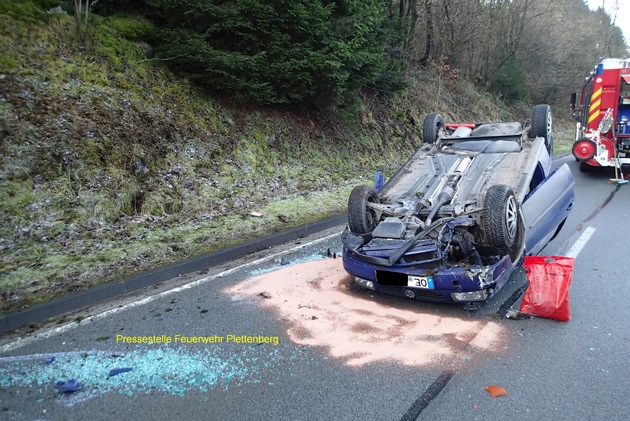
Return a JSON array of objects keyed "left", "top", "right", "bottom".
[{"left": 228, "top": 258, "right": 506, "bottom": 367}]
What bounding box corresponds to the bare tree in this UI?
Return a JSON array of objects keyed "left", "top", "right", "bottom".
[
  {"left": 73, "top": 0, "right": 100, "bottom": 43},
  {"left": 387, "top": 0, "right": 421, "bottom": 67},
  {"left": 405, "top": 0, "right": 627, "bottom": 104},
  {"left": 419, "top": 0, "right": 433, "bottom": 65}
]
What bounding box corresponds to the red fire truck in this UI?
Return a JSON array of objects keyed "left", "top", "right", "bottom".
[{"left": 571, "top": 58, "right": 630, "bottom": 173}]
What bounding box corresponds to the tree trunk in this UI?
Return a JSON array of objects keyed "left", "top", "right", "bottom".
[{"left": 420, "top": 0, "right": 433, "bottom": 65}]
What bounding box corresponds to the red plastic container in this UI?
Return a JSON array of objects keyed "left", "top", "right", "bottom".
[{"left": 519, "top": 256, "right": 575, "bottom": 321}]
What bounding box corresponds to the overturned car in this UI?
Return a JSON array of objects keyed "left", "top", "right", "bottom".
[{"left": 342, "top": 105, "right": 575, "bottom": 304}]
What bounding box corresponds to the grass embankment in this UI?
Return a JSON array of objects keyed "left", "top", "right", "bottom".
[{"left": 0, "top": 1, "right": 574, "bottom": 316}]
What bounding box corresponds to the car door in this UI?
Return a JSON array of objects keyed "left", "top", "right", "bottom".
[{"left": 520, "top": 163, "right": 575, "bottom": 255}]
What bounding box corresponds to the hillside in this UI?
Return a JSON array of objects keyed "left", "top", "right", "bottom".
[{"left": 0, "top": 2, "right": 575, "bottom": 316}]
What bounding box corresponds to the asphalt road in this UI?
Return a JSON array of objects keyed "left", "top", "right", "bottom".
[{"left": 1, "top": 155, "right": 628, "bottom": 421}]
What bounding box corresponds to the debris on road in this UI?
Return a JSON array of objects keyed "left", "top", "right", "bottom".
[
  {"left": 55, "top": 379, "right": 81, "bottom": 393},
  {"left": 485, "top": 385, "right": 508, "bottom": 398},
  {"left": 2, "top": 348, "right": 284, "bottom": 398},
  {"left": 505, "top": 309, "right": 532, "bottom": 320},
  {"left": 108, "top": 367, "right": 133, "bottom": 377}
]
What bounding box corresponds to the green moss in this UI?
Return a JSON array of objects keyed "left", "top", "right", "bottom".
[
  {"left": 0, "top": 0, "right": 47, "bottom": 25},
  {"left": 106, "top": 15, "right": 156, "bottom": 40},
  {"left": 392, "top": 110, "right": 406, "bottom": 121},
  {"left": 94, "top": 30, "right": 124, "bottom": 69},
  {"left": 75, "top": 192, "right": 118, "bottom": 224},
  {"left": 0, "top": 180, "right": 35, "bottom": 217},
  {"left": 262, "top": 187, "right": 352, "bottom": 223},
  {"left": 142, "top": 188, "right": 183, "bottom": 216},
  {"left": 75, "top": 61, "right": 112, "bottom": 86},
  {"left": 0, "top": 48, "right": 19, "bottom": 72},
  {"left": 234, "top": 130, "right": 279, "bottom": 173},
  {"left": 84, "top": 17, "right": 153, "bottom": 74}
]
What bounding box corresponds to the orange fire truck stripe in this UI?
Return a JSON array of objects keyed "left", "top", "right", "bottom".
[{"left": 587, "top": 87, "right": 603, "bottom": 124}]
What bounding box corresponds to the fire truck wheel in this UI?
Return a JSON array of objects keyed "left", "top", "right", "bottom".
[
  {"left": 422, "top": 113, "right": 445, "bottom": 144},
  {"left": 531, "top": 104, "right": 554, "bottom": 155}
]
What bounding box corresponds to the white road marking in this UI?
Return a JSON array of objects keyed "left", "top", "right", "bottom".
[
  {"left": 0, "top": 231, "right": 343, "bottom": 354},
  {"left": 566, "top": 226, "right": 596, "bottom": 258}
]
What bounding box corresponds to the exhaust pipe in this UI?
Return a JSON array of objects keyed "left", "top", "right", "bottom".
[{"left": 425, "top": 157, "right": 472, "bottom": 225}]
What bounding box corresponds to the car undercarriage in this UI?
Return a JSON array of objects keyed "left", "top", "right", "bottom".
[{"left": 341, "top": 105, "right": 575, "bottom": 303}]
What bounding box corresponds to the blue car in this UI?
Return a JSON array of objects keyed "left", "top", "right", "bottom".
[{"left": 342, "top": 105, "right": 575, "bottom": 304}]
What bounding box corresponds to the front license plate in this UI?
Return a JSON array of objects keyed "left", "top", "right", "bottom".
[{"left": 407, "top": 276, "right": 435, "bottom": 289}]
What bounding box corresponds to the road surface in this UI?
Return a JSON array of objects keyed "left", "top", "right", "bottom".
[{"left": 1, "top": 155, "right": 628, "bottom": 421}]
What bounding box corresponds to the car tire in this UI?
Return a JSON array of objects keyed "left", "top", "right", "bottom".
[
  {"left": 348, "top": 185, "right": 379, "bottom": 235},
  {"left": 531, "top": 104, "right": 553, "bottom": 155},
  {"left": 422, "top": 113, "right": 445, "bottom": 144},
  {"left": 482, "top": 184, "right": 518, "bottom": 249}
]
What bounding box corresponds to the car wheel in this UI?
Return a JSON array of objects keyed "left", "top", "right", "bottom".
[
  {"left": 348, "top": 185, "right": 379, "bottom": 235},
  {"left": 422, "top": 113, "right": 445, "bottom": 144},
  {"left": 531, "top": 104, "right": 553, "bottom": 155},
  {"left": 482, "top": 184, "right": 518, "bottom": 248}
]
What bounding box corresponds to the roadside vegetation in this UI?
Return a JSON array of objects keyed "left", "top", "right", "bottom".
[{"left": 0, "top": 0, "right": 621, "bottom": 314}]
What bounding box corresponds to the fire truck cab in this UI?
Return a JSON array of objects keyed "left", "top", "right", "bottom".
[{"left": 571, "top": 58, "right": 630, "bottom": 171}]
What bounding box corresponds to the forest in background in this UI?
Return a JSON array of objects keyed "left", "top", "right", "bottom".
[
  {"left": 97, "top": 0, "right": 628, "bottom": 106},
  {"left": 0, "top": 0, "right": 627, "bottom": 317}
]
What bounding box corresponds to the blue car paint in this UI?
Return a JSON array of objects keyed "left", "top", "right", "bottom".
[
  {"left": 342, "top": 250, "right": 517, "bottom": 302},
  {"left": 342, "top": 163, "right": 575, "bottom": 304},
  {"left": 522, "top": 164, "right": 575, "bottom": 255}
]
